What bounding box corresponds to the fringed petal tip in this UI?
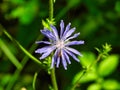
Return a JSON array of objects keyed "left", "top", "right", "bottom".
[
  {"left": 81, "top": 40, "right": 85, "bottom": 44},
  {"left": 35, "top": 50, "right": 39, "bottom": 53},
  {"left": 64, "top": 67, "right": 67, "bottom": 70},
  {"left": 61, "top": 20, "right": 63, "bottom": 22},
  {"left": 35, "top": 41, "right": 51, "bottom": 44},
  {"left": 68, "top": 22, "right": 71, "bottom": 26}
]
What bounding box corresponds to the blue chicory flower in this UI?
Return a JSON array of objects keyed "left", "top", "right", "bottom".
[{"left": 35, "top": 20, "right": 84, "bottom": 70}]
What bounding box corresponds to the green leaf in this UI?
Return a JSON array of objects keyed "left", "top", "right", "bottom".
[
  {"left": 87, "top": 83, "right": 101, "bottom": 90},
  {"left": 98, "top": 55, "right": 119, "bottom": 77},
  {"left": 42, "top": 19, "right": 50, "bottom": 30},
  {"left": 42, "top": 18, "right": 56, "bottom": 30},
  {"left": 9, "top": 1, "right": 38, "bottom": 24},
  {"left": 0, "top": 39, "right": 22, "bottom": 69},
  {"left": 79, "top": 52, "right": 96, "bottom": 68},
  {"left": 79, "top": 71, "right": 98, "bottom": 83},
  {"left": 102, "top": 80, "right": 120, "bottom": 90},
  {"left": 115, "top": 1, "right": 120, "bottom": 12},
  {"left": 72, "top": 70, "right": 97, "bottom": 84}
]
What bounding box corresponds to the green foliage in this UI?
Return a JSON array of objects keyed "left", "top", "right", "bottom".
[
  {"left": 79, "top": 52, "right": 96, "bottom": 68},
  {"left": 0, "top": 0, "right": 120, "bottom": 90},
  {"left": 0, "top": 74, "right": 11, "bottom": 86},
  {"left": 87, "top": 83, "right": 101, "bottom": 90},
  {"left": 72, "top": 43, "right": 119, "bottom": 90},
  {"left": 67, "top": 0, "right": 81, "bottom": 8},
  {"left": 72, "top": 52, "right": 119, "bottom": 90},
  {"left": 42, "top": 18, "right": 56, "bottom": 30},
  {"left": 98, "top": 55, "right": 119, "bottom": 77},
  {"left": 115, "top": 1, "right": 120, "bottom": 13},
  {"left": 73, "top": 70, "right": 98, "bottom": 84},
  {"left": 10, "top": 0, "right": 24, "bottom": 4},
  {"left": 102, "top": 80, "right": 120, "bottom": 90},
  {"left": 3, "top": 30, "right": 42, "bottom": 66},
  {"left": 8, "top": 0, "right": 39, "bottom": 25},
  {"left": 95, "top": 43, "right": 112, "bottom": 57}
]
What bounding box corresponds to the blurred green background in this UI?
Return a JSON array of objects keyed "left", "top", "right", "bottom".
[{"left": 0, "top": 0, "right": 120, "bottom": 90}]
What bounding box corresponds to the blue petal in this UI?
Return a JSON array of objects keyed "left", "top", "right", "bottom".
[
  {"left": 62, "top": 23, "right": 71, "bottom": 39},
  {"left": 51, "top": 55, "right": 55, "bottom": 69},
  {"left": 56, "top": 57, "right": 60, "bottom": 68},
  {"left": 35, "top": 41, "right": 51, "bottom": 44},
  {"left": 65, "top": 41, "right": 84, "bottom": 46},
  {"left": 66, "top": 47, "right": 82, "bottom": 56},
  {"left": 35, "top": 46, "right": 51, "bottom": 54},
  {"left": 63, "top": 50, "right": 71, "bottom": 64},
  {"left": 61, "top": 50, "right": 67, "bottom": 70},
  {"left": 65, "top": 33, "right": 80, "bottom": 41},
  {"left": 41, "top": 29, "right": 56, "bottom": 41},
  {"left": 64, "top": 49, "right": 80, "bottom": 62},
  {"left": 56, "top": 49, "right": 61, "bottom": 68},
  {"left": 51, "top": 49, "right": 60, "bottom": 68},
  {"left": 63, "top": 28, "right": 76, "bottom": 40},
  {"left": 40, "top": 46, "right": 56, "bottom": 59},
  {"left": 50, "top": 25, "right": 59, "bottom": 40},
  {"left": 60, "top": 20, "right": 64, "bottom": 38}
]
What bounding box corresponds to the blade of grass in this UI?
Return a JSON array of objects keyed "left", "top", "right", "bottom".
[
  {"left": 0, "top": 24, "right": 46, "bottom": 89},
  {"left": 0, "top": 25, "right": 42, "bottom": 66},
  {"left": 6, "top": 36, "right": 46, "bottom": 90},
  {"left": 0, "top": 39, "right": 22, "bottom": 69}
]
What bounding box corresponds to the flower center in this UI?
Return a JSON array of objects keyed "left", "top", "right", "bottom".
[{"left": 56, "top": 40, "right": 65, "bottom": 49}]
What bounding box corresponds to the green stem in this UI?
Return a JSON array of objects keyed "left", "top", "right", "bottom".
[
  {"left": 70, "top": 54, "right": 103, "bottom": 90},
  {"left": 51, "top": 68, "right": 58, "bottom": 90},
  {"left": 88, "top": 54, "right": 102, "bottom": 70},
  {"left": 49, "top": 0, "right": 58, "bottom": 89},
  {"left": 70, "top": 70, "right": 86, "bottom": 90},
  {"left": 33, "top": 72, "right": 38, "bottom": 90},
  {"left": 49, "top": 0, "right": 53, "bottom": 20}
]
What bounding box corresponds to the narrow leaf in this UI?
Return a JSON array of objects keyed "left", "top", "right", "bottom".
[
  {"left": 0, "top": 39, "right": 22, "bottom": 69},
  {"left": 33, "top": 72, "right": 38, "bottom": 90},
  {"left": 3, "top": 30, "right": 42, "bottom": 66}
]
